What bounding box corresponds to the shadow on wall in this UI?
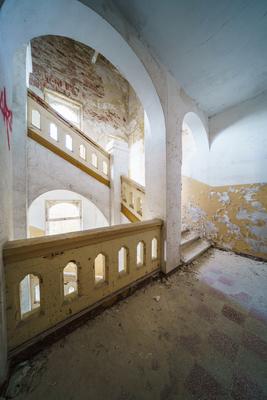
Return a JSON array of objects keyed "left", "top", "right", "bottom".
[{"left": 28, "top": 189, "right": 109, "bottom": 237}]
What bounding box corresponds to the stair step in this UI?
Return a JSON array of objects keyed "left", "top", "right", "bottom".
[
  {"left": 181, "top": 238, "right": 211, "bottom": 264},
  {"left": 180, "top": 231, "right": 200, "bottom": 247}
]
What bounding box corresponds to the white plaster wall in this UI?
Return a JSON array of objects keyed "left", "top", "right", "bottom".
[
  {"left": 27, "top": 139, "right": 110, "bottom": 223},
  {"left": 209, "top": 92, "right": 267, "bottom": 186},
  {"left": 0, "top": 23, "right": 11, "bottom": 385},
  {"left": 29, "top": 190, "right": 108, "bottom": 234}
]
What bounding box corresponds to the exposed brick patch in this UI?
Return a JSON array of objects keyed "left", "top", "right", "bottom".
[
  {"left": 221, "top": 304, "right": 246, "bottom": 326},
  {"left": 208, "top": 329, "right": 239, "bottom": 361},
  {"left": 185, "top": 364, "right": 223, "bottom": 400},
  {"left": 242, "top": 332, "right": 267, "bottom": 362},
  {"left": 218, "top": 276, "right": 234, "bottom": 286},
  {"left": 196, "top": 304, "right": 217, "bottom": 323},
  {"left": 179, "top": 333, "right": 202, "bottom": 356},
  {"left": 231, "top": 371, "right": 266, "bottom": 400}
]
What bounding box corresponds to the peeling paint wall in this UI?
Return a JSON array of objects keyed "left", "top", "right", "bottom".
[
  {"left": 30, "top": 36, "right": 130, "bottom": 147},
  {"left": 182, "top": 176, "right": 267, "bottom": 260}
]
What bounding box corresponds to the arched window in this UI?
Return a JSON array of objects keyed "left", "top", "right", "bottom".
[
  {"left": 92, "top": 153, "right": 98, "bottom": 168},
  {"left": 102, "top": 160, "right": 108, "bottom": 175},
  {"left": 31, "top": 109, "right": 41, "bottom": 129},
  {"left": 79, "top": 144, "right": 86, "bottom": 160},
  {"left": 136, "top": 241, "right": 145, "bottom": 267},
  {"left": 19, "top": 274, "right": 40, "bottom": 319},
  {"left": 46, "top": 200, "right": 81, "bottom": 235},
  {"left": 65, "top": 134, "right": 73, "bottom": 151},
  {"left": 118, "top": 247, "right": 128, "bottom": 273},
  {"left": 49, "top": 123, "right": 58, "bottom": 141},
  {"left": 94, "top": 253, "right": 106, "bottom": 283},
  {"left": 151, "top": 238, "right": 158, "bottom": 260},
  {"left": 63, "top": 261, "right": 78, "bottom": 297}
]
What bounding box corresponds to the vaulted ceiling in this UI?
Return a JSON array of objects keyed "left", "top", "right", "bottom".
[{"left": 82, "top": 0, "right": 267, "bottom": 116}]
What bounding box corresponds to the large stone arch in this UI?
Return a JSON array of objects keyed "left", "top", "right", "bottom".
[{"left": 1, "top": 0, "right": 166, "bottom": 220}]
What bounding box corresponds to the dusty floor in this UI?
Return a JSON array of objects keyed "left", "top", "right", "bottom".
[{"left": 3, "top": 249, "right": 267, "bottom": 400}]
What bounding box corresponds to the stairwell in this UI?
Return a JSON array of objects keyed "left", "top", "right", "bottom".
[{"left": 180, "top": 229, "right": 211, "bottom": 264}]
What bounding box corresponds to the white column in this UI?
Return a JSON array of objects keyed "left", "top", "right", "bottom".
[
  {"left": 164, "top": 74, "right": 182, "bottom": 273},
  {"left": 12, "top": 45, "right": 28, "bottom": 239},
  {"left": 106, "top": 139, "right": 129, "bottom": 225}
]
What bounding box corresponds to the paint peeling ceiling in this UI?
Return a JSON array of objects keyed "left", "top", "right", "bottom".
[{"left": 81, "top": 0, "right": 267, "bottom": 116}]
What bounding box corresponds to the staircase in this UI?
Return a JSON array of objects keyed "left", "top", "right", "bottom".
[{"left": 180, "top": 229, "right": 211, "bottom": 264}]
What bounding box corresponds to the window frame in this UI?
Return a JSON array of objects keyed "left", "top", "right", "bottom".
[
  {"left": 44, "top": 88, "right": 83, "bottom": 130},
  {"left": 45, "top": 200, "right": 82, "bottom": 235}
]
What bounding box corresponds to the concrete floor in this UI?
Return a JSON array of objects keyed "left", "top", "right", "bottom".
[{"left": 3, "top": 249, "right": 267, "bottom": 400}]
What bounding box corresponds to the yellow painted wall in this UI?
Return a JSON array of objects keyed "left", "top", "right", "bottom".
[{"left": 182, "top": 176, "right": 267, "bottom": 260}]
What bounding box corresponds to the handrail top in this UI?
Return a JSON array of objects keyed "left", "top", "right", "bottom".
[
  {"left": 4, "top": 219, "right": 163, "bottom": 264},
  {"left": 28, "top": 89, "right": 110, "bottom": 159},
  {"left": 121, "top": 175, "right": 145, "bottom": 193}
]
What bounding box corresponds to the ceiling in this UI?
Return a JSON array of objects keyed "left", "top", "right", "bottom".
[{"left": 106, "top": 0, "right": 267, "bottom": 116}]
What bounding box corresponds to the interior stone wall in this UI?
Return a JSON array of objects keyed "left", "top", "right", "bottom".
[
  {"left": 30, "top": 35, "right": 130, "bottom": 147},
  {"left": 182, "top": 176, "right": 267, "bottom": 260}
]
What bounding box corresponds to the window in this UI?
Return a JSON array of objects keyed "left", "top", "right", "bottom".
[
  {"left": 92, "top": 153, "right": 98, "bottom": 168},
  {"left": 45, "top": 89, "right": 82, "bottom": 129},
  {"left": 94, "top": 253, "right": 106, "bottom": 284},
  {"left": 20, "top": 274, "right": 40, "bottom": 319},
  {"left": 118, "top": 247, "right": 128, "bottom": 273},
  {"left": 136, "top": 241, "right": 145, "bottom": 267},
  {"left": 31, "top": 109, "right": 41, "bottom": 129},
  {"left": 151, "top": 238, "right": 158, "bottom": 260},
  {"left": 63, "top": 262, "right": 78, "bottom": 297},
  {"left": 46, "top": 200, "right": 82, "bottom": 235},
  {"left": 103, "top": 160, "right": 108, "bottom": 175},
  {"left": 49, "top": 123, "right": 58, "bottom": 141},
  {"left": 79, "top": 144, "right": 86, "bottom": 160},
  {"left": 65, "top": 134, "right": 73, "bottom": 151}
]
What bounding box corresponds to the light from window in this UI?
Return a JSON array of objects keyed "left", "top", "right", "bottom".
[
  {"left": 118, "top": 247, "right": 128, "bottom": 273},
  {"left": 94, "top": 253, "right": 106, "bottom": 283},
  {"left": 45, "top": 90, "right": 82, "bottom": 129},
  {"left": 151, "top": 238, "right": 158, "bottom": 260},
  {"left": 65, "top": 134, "right": 73, "bottom": 151},
  {"left": 46, "top": 201, "right": 82, "bottom": 235},
  {"left": 103, "top": 160, "right": 108, "bottom": 175},
  {"left": 136, "top": 242, "right": 145, "bottom": 266},
  {"left": 79, "top": 144, "right": 86, "bottom": 160},
  {"left": 50, "top": 123, "right": 58, "bottom": 141},
  {"left": 31, "top": 109, "right": 41, "bottom": 129},
  {"left": 20, "top": 274, "right": 40, "bottom": 319},
  {"left": 63, "top": 262, "right": 78, "bottom": 297},
  {"left": 92, "top": 153, "right": 98, "bottom": 168}
]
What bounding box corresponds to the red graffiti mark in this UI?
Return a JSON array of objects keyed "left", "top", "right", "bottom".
[{"left": 0, "top": 87, "right": 13, "bottom": 150}]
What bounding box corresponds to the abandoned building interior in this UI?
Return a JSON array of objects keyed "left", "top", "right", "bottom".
[{"left": 0, "top": 0, "right": 266, "bottom": 399}]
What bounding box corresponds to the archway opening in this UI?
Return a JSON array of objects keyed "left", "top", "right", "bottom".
[{"left": 28, "top": 189, "right": 108, "bottom": 237}]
